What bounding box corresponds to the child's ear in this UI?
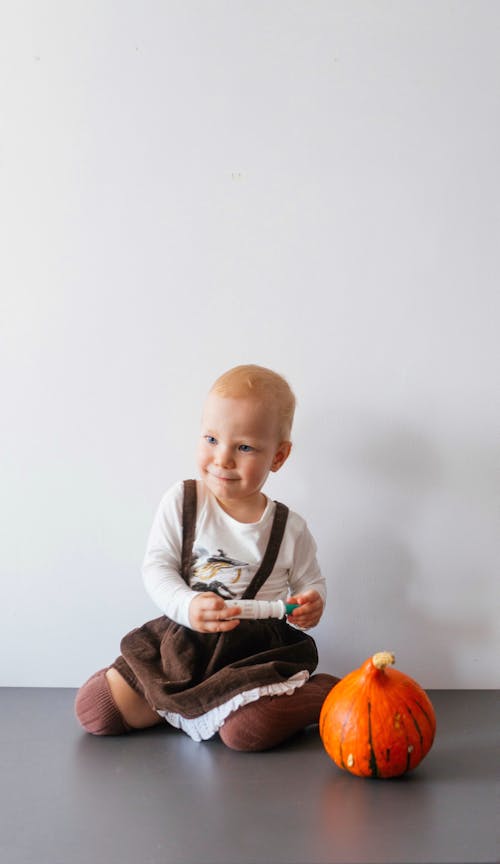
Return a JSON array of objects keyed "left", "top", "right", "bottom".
[{"left": 270, "top": 441, "right": 292, "bottom": 473}]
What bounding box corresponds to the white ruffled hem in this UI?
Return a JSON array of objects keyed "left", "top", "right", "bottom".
[{"left": 156, "top": 670, "right": 310, "bottom": 742}]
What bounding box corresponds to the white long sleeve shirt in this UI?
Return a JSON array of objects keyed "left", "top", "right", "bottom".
[{"left": 142, "top": 480, "right": 326, "bottom": 628}]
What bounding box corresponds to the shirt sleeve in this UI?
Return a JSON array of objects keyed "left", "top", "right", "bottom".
[
  {"left": 141, "top": 481, "right": 199, "bottom": 628},
  {"left": 287, "top": 521, "right": 327, "bottom": 609}
]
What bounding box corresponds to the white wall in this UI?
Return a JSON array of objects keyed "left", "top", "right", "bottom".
[{"left": 1, "top": 1, "right": 498, "bottom": 688}]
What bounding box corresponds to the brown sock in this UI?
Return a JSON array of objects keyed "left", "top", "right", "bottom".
[
  {"left": 219, "top": 672, "right": 339, "bottom": 751},
  {"left": 75, "top": 668, "right": 132, "bottom": 736}
]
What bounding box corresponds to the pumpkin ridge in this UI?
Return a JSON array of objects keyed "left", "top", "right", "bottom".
[
  {"left": 338, "top": 740, "right": 346, "bottom": 771},
  {"left": 412, "top": 697, "right": 435, "bottom": 733},
  {"left": 367, "top": 700, "right": 379, "bottom": 778},
  {"left": 407, "top": 705, "right": 424, "bottom": 749},
  {"left": 394, "top": 711, "right": 411, "bottom": 773},
  {"left": 338, "top": 690, "right": 363, "bottom": 771},
  {"left": 319, "top": 678, "right": 362, "bottom": 770},
  {"left": 333, "top": 687, "right": 361, "bottom": 737}
]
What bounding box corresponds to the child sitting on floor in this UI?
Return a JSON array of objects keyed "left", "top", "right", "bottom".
[{"left": 75, "top": 364, "right": 338, "bottom": 750}]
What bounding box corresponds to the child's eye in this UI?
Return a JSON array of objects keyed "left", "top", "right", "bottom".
[
  {"left": 205, "top": 436, "right": 217, "bottom": 445},
  {"left": 238, "top": 444, "right": 254, "bottom": 453}
]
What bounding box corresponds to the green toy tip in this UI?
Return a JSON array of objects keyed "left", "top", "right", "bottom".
[{"left": 285, "top": 603, "right": 300, "bottom": 615}]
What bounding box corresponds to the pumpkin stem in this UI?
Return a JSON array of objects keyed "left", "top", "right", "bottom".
[{"left": 372, "top": 651, "right": 396, "bottom": 670}]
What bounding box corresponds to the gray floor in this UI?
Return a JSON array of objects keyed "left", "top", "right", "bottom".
[{"left": 0, "top": 689, "right": 497, "bottom": 864}]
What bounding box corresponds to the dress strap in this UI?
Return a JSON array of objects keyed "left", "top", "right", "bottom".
[
  {"left": 240, "top": 502, "right": 289, "bottom": 599},
  {"left": 181, "top": 479, "right": 197, "bottom": 583}
]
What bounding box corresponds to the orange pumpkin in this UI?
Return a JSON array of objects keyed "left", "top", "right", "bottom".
[{"left": 319, "top": 651, "right": 436, "bottom": 778}]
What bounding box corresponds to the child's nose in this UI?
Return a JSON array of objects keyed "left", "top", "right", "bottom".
[{"left": 215, "top": 445, "right": 235, "bottom": 468}]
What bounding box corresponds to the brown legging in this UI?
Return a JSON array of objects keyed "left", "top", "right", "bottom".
[{"left": 75, "top": 669, "right": 338, "bottom": 751}]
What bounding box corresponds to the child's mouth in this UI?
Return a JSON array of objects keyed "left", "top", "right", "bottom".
[{"left": 209, "top": 471, "right": 238, "bottom": 482}]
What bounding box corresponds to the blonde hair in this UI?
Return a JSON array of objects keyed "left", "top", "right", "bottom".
[{"left": 210, "top": 364, "right": 296, "bottom": 440}]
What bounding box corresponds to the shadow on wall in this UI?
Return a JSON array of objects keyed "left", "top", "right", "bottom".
[
  {"left": 322, "top": 532, "right": 459, "bottom": 685},
  {"left": 309, "top": 415, "right": 487, "bottom": 687}
]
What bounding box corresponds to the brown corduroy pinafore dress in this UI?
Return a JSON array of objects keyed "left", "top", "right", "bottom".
[{"left": 111, "top": 480, "right": 318, "bottom": 721}]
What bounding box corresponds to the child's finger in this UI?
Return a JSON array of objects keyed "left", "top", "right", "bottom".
[
  {"left": 287, "top": 594, "right": 302, "bottom": 606},
  {"left": 289, "top": 599, "right": 313, "bottom": 616},
  {"left": 288, "top": 600, "right": 322, "bottom": 628},
  {"left": 201, "top": 601, "right": 240, "bottom": 624},
  {"left": 288, "top": 592, "right": 315, "bottom": 608},
  {"left": 205, "top": 592, "right": 226, "bottom": 606},
  {"left": 198, "top": 593, "right": 225, "bottom": 611},
  {"left": 204, "top": 610, "right": 240, "bottom": 632}
]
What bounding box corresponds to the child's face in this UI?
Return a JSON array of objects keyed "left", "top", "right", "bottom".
[{"left": 197, "top": 392, "right": 291, "bottom": 518}]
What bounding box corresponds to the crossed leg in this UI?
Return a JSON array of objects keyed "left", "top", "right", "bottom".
[
  {"left": 75, "top": 666, "right": 339, "bottom": 747},
  {"left": 105, "top": 668, "right": 163, "bottom": 729},
  {"left": 75, "top": 667, "right": 162, "bottom": 735},
  {"left": 219, "top": 673, "right": 338, "bottom": 751}
]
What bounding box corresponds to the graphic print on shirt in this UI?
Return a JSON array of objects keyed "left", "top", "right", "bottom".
[{"left": 191, "top": 548, "right": 249, "bottom": 599}]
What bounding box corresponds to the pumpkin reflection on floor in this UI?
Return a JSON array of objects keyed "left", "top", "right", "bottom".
[{"left": 316, "top": 767, "right": 438, "bottom": 863}]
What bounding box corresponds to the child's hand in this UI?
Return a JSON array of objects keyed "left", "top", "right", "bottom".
[
  {"left": 189, "top": 592, "right": 241, "bottom": 634},
  {"left": 286, "top": 590, "right": 324, "bottom": 629}
]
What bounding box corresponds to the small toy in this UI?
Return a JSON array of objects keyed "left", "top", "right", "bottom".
[{"left": 225, "top": 599, "right": 300, "bottom": 620}]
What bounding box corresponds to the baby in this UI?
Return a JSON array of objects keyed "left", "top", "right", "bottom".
[{"left": 75, "top": 364, "right": 338, "bottom": 750}]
